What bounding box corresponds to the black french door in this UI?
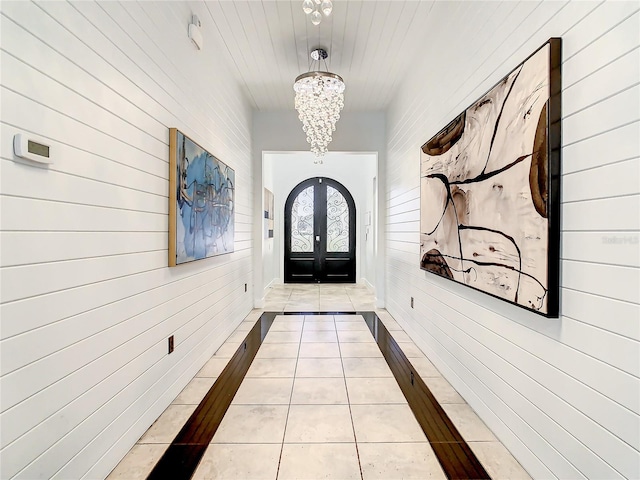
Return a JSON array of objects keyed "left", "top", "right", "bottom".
[{"left": 284, "top": 177, "right": 356, "bottom": 283}]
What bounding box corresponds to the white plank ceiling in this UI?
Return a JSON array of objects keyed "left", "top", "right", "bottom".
[{"left": 185, "top": 0, "right": 450, "bottom": 112}]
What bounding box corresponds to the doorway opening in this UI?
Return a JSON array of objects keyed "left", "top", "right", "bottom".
[{"left": 284, "top": 177, "right": 356, "bottom": 283}]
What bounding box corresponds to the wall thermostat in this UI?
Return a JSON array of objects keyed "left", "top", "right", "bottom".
[{"left": 13, "top": 133, "right": 53, "bottom": 164}]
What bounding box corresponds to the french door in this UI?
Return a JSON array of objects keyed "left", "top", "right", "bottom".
[{"left": 284, "top": 177, "right": 356, "bottom": 283}]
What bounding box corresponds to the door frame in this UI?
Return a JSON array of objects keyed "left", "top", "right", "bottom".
[
  {"left": 284, "top": 177, "right": 356, "bottom": 283},
  {"left": 255, "top": 151, "right": 383, "bottom": 309}
]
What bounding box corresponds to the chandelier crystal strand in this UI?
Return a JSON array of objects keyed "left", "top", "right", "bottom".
[
  {"left": 302, "top": 0, "right": 314, "bottom": 14},
  {"left": 302, "top": 0, "right": 332, "bottom": 25},
  {"left": 321, "top": 0, "right": 332, "bottom": 16},
  {"left": 294, "top": 69, "right": 345, "bottom": 158}
]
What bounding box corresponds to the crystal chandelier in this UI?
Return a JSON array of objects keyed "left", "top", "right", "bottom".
[
  {"left": 302, "top": 0, "right": 333, "bottom": 25},
  {"left": 294, "top": 48, "right": 345, "bottom": 161}
]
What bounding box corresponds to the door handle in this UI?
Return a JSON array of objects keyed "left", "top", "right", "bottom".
[{"left": 315, "top": 236, "right": 320, "bottom": 242}]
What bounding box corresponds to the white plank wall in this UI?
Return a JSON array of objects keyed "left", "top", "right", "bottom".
[
  {"left": 384, "top": 1, "right": 639, "bottom": 479},
  {"left": 0, "top": 1, "right": 254, "bottom": 478}
]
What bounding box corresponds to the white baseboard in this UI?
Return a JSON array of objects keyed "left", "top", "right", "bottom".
[
  {"left": 257, "top": 277, "right": 282, "bottom": 308},
  {"left": 362, "top": 278, "right": 375, "bottom": 292}
]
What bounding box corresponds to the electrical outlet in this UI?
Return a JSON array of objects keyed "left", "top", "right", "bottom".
[
  {"left": 244, "top": 283, "right": 247, "bottom": 292},
  {"left": 168, "top": 335, "right": 174, "bottom": 354},
  {"left": 410, "top": 297, "right": 414, "bottom": 308}
]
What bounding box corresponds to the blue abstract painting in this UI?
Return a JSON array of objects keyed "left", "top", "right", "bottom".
[{"left": 169, "top": 129, "right": 235, "bottom": 266}]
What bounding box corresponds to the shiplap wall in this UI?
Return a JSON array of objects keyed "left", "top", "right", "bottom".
[
  {"left": 0, "top": 1, "right": 253, "bottom": 478},
  {"left": 385, "top": 1, "right": 639, "bottom": 479}
]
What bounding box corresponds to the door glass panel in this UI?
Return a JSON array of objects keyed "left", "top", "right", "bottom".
[
  {"left": 326, "top": 185, "right": 349, "bottom": 252},
  {"left": 291, "top": 185, "right": 314, "bottom": 252}
]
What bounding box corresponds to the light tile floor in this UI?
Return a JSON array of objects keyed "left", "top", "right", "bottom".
[
  {"left": 108, "top": 285, "right": 531, "bottom": 480},
  {"left": 263, "top": 283, "right": 377, "bottom": 312}
]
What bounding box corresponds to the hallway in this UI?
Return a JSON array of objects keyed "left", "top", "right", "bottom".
[{"left": 108, "top": 285, "right": 529, "bottom": 479}]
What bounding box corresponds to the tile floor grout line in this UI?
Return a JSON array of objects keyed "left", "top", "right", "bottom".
[
  {"left": 145, "top": 313, "right": 278, "bottom": 480},
  {"left": 335, "top": 312, "right": 365, "bottom": 480},
  {"left": 113, "top": 285, "right": 504, "bottom": 479},
  {"left": 275, "top": 313, "right": 304, "bottom": 480},
  {"left": 364, "top": 311, "right": 492, "bottom": 479}
]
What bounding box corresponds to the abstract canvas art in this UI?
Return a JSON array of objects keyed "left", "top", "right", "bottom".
[
  {"left": 264, "top": 188, "right": 274, "bottom": 239},
  {"left": 420, "top": 39, "right": 561, "bottom": 316},
  {"left": 169, "top": 128, "right": 235, "bottom": 266}
]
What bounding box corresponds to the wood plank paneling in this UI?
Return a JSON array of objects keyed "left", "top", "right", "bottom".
[
  {"left": 194, "top": 0, "right": 485, "bottom": 112},
  {"left": 562, "top": 122, "right": 640, "bottom": 175},
  {"left": 563, "top": 86, "right": 639, "bottom": 145},
  {"left": 0, "top": 231, "right": 167, "bottom": 267},
  {"left": 563, "top": 159, "right": 639, "bottom": 203},
  {"left": 0, "top": 1, "right": 253, "bottom": 479},
  {"left": 384, "top": 1, "right": 640, "bottom": 479}
]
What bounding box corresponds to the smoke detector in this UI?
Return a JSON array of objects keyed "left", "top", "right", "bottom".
[{"left": 189, "top": 14, "right": 203, "bottom": 50}]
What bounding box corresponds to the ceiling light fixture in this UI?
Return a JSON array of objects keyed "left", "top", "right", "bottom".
[
  {"left": 302, "top": 0, "right": 332, "bottom": 25},
  {"left": 294, "top": 48, "right": 345, "bottom": 162}
]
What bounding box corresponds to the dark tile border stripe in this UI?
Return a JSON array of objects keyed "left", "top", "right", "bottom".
[
  {"left": 146, "top": 311, "right": 489, "bottom": 480},
  {"left": 146, "top": 312, "right": 278, "bottom": 480},
  {"left": 359, "top": 311, "right": 491, "bottom": 480}
]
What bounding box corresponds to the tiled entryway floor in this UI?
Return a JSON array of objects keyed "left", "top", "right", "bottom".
[
  {"left": 262, "top": 283, "right": 377, "bottom": 312},
  {"left": 108, "top": 286, "right": 531, "bottom": 479}
]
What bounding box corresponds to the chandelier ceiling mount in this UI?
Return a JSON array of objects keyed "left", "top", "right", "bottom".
[{"left": 310, "top": 48, "right": 328, "bottom": 61}]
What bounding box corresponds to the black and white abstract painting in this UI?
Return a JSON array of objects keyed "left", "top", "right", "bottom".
[{"left": 420, "top": 39, "right": 561, "bottom": 316}]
